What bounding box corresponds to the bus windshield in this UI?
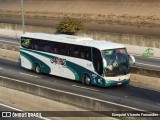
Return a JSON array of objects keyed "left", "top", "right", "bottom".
[{"left": 102, "top": 48, "right": 129, "bottom": 77}]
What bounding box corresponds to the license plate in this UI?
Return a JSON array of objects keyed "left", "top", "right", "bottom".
[{"left": 117, "top": 82, "right": 122, "bottom": 85}]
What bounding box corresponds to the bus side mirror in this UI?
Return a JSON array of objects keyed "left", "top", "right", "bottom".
[
  {"left": 129, "top": 54, "right": 136, "bottom": 66},
  {"left": 103, "top": 58, "right": 107, "bottom": 70}
]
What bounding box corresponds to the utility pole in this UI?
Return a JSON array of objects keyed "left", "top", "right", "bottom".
[{"left": 21, "top": 0, "right": 25, "bottom": 34}]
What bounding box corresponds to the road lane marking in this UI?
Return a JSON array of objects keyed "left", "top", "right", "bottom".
[
  {"left": 156, "top": 103, "right": 160, "bottom": 105},
  {"left": 0, "top": 75, "right": 145, "bottom": 111},
  {"left": 156, "top": 103, "right": 160, "bottom": 106},
  {"left": 131, "top": 54, "right": 160, "bottom": 60},
  {"left": 0, "top": 103, "right": 50, "bottom": 120},
  {"left": 133, "top": 66, "right": 160, "bottom": 72},
  {"left": 0, "top": 40, "right": 19, "bottom": 44},
  {"left": 0, "top": 103, "right": 23, "bottom": 111},
  {"left": 72, "top": 85, "right": 99, "bottom": 92},
  {"left": 130, "top": 84, "right": 160, "bottom": 92},
  {"left": 136, "top": 62, "right": 160, "bottom": 68},
  {"left": 0, "top": 67, "right": 3, "bottom": 70},
  {"left": 19, "top": 72, "right": 41, "bottom": 78}
]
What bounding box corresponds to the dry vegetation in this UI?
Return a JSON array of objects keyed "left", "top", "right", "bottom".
[{"left": 1, "top": 9, "right": 160, "bottom": 28}]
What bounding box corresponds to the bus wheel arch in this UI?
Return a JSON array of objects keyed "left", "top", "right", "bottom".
[
  {"left": 34, "top": 63, "right": 41, "bottom": 74},
  {"left": 82, "top": 73, "right": 91, "bottom": 85}
]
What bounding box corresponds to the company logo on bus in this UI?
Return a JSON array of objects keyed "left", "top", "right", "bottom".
[{"left": 50, "top": 57, "right": 66, "bottom": 67}]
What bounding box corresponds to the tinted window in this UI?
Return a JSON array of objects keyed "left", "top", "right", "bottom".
[
  {"left": 92, "top": 48, "right": 103, "bottom": 75},
  {"left": 49, "top": 42, "right": 55, "bottom": 53},
  {"left": 61, "top": 44, "right": 69, "bottom": 56},
  {"left": 21, "top": 37, "right": 91, "bottom": 61},
  {"left": 68, "top": 45, "right": 75, "bottom": 57},
  {"left": 78, "top": 46, "right": 91, "bottom": 61}
]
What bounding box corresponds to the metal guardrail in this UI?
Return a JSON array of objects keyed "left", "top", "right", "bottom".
[{"left": 0, "top": 76, "right": 146, "bottom": 113}]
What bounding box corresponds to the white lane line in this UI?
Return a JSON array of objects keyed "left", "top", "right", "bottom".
[
  {"left": 0, "top": 75, "right": 145, "bottom": 112},
  {"left": 0, "top": 40, "right": 19, "bottom": 44},
  {"left": 131, "top": 54, "right": 160, "bottom": 60},
  {"left": 156, "top": 103, "right": 160, "bottom": 106},
  {"left": 130, "top": 84, "right": 160, "bottom": 92},
  {"left": 0, "top": 103, "right": 50, "bottom": 120},
  {"left": 72, "top": 85, "right": 99, "bottom": 92},
  {"left": 136, "top": 62, "right": 160, "bottom": 68},
  {"left": 0, "top": 67, "right": 3, "bottom": 70},
  {"left": 0, "top": 103, "right": 23, "bottom": 111},
  {"left": 19, "top": 72, "right": 41, "bottom": 78},
  {"left": 134, "top": 67, "right": 160, "bottom": 72}
]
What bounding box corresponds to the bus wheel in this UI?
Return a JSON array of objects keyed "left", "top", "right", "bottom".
[
  {"left": 83, "top": 74, "right": 91, "bottom": 85},
  {"left": 34, "top": 64, "right": 41, "bottom": 74}
]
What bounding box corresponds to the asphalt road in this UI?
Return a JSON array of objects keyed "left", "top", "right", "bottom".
[
  {"left": 0, "top": 36, "right": 19, "bottom": 46},
  {"left": 0, "top": 103, "right": 46, "bottom": 120},
  {"left": 0, "top": 58, "right": 160, "bottom": 112},
  {"left": 133, "top": 55, "right": 160, "bottom": 70},
  {"left": 0, "top": 36, "right": 160, "bottom": 70}
]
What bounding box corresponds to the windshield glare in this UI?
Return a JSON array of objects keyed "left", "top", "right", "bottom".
[{"left": 102, "top": 48, "right": 129, "bottom": 77}]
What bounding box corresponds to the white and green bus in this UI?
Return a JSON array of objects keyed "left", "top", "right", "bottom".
[{"left": 20, "top": 33, "right": 135, "bottom": 87}]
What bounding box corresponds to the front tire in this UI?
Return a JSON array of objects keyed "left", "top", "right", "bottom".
[
  {"left": 82, "top": 74, "right": 91, "bottom": 85},
  {"left": 34, "top": 64, "right": 41, "bottom": 74}
]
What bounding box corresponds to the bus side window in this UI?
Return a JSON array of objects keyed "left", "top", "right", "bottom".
[
  {"left": 74, "top": 46, "right": 80, "bottom": 57},
  {"left": 61, "top": 43, "right": 68, "bottom": 56},
  {"left": 92, "top": 48, "right": 103, "bottom": 75},
  {"left": 86, "top": 47, "right": 91, "bottom": 61},
  {"left": 38, "top": 40, "right": 44, "bottom": 51},
  {"left": 80, "top": 46, "right": 91, "bottom": 61},
  {"left": 37, "top": 41, "right": 49, "bottom": 52},
  {"left": 81, "top": 50, "right": 85, "bottom": 59},
  {"left": 69, "top": 45, "right": 75, "bottom": 57},
  {"left": 79, "top": 47, "right": 84, "bottom": 59},
  {"left": 35, "top": 39, "right": 39, "bottom": 51},
  {"left": 65, "top": 44, "right": 69, "bottom": 56},
  {"left": 54, "top": 43, "right": 59, "bottom": 54},
  {"left": 30, "top": 39, "right": 37, "bottom": 50},
  {"left": 54, "top": 48, "right": 58, "bottom": 54},
  {"left": 43, "top": 42, "right": 50, "bottom": 52},
  {"left": 49, "top": 42, "right": 55, "bottom": 53}
]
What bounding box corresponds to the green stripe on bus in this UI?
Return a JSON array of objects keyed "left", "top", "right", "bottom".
[
  {"left": 21, "top": 48, "right": 79, "bottom": 80},
  {"left": 20, "top": 51, "right": 51, "bottom": 74},
  {"left": 20, "top": 51, "right": 34, "bottom": 69},
  {"left": 20, "top": 48, "right": 104, "bottom": 84}
]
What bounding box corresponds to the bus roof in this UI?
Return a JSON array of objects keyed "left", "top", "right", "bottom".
[{"left": 21, "top": 33, "right": 125, "bottom": 51}]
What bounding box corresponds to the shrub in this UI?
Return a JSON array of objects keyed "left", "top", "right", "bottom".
[{"left": 57, "top": 17, "right": 83, "bottom": 35}]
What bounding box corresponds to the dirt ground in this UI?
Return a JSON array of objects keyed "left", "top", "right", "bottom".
[
  {"left": 1, "top": 0, "right": 160, "bottom": 35},
  {"left": 1, "top": 0, "right": 160, "bottom": 16}
]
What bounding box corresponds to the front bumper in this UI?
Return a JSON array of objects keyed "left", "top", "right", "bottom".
[
  {"left": 102, "top": 74, "right": 130, "bottom": 87},
  {"left": 105, "top": 79, "right": 130, "bottom": 87}
]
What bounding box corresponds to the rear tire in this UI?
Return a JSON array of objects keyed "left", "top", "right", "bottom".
[
  {"left": 82, "top": 74, "right": 91, "bottom": 85},
  {"left": 34, "top": 64, "right": 41, "bottom": 74}
]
